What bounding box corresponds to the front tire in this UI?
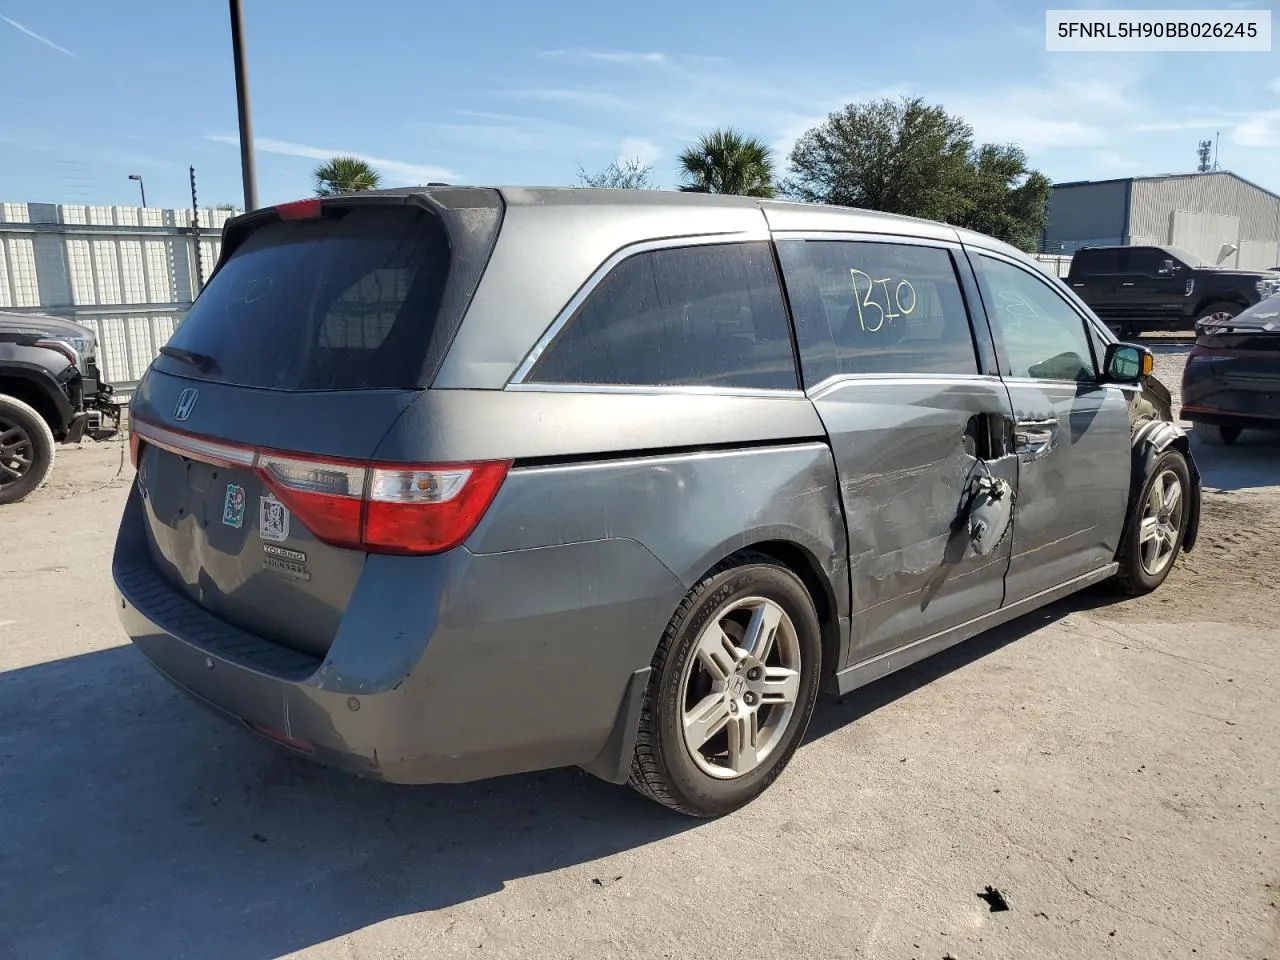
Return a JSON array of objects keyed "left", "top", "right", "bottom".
[
  {"left": 0, "top": 394, "right": 56, "bottom": 505},
  {"left": 1198, "top": 423, "right": 1241, "bottom": 446},
  {"left": 629, "top": 552, "right": 823, "bottom": 817},
  {"left": 1112, "top": 450, "right": 1191, "bottom": 596}
]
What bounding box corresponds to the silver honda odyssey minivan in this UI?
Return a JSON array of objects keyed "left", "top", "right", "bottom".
[{"left": 114, "top": 187, "right": 1201, "bottom": 817}]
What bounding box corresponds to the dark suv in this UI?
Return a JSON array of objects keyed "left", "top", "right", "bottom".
[
  {"left": 0, "top": 310, "right": 120, "bottom": 503},
  {"left": 114, "top": 188, "right": 1200, "bottom": 817},
  {"left": 1066, "top": 244, "right": 1280, "bottom": 337}
]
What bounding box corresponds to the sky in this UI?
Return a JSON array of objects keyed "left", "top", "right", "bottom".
[{"left": 1, "top": 0, "right": 1277, "bottom": 211}]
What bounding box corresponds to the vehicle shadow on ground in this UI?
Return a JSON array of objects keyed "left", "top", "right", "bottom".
[
  {"left": 0, "top": 585, "right": 1183, "bottom": 959},
  {"left": 1188, "top": 428, "right": 1280, "bottom": 492},
  {"left": 0, "top": 645, "right": 693, "bottom": 960},
  {"left": 804, "top": 588, "right": 1110, "bottom": 742}
]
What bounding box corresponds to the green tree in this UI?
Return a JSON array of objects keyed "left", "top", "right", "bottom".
[
  {"left": 959, "top": 143, "right": 1052, "bottom": 252},
  {"left": 783, "top": 97, "right": 1051, "bottom": 252},
  {"left": 577, "top": 157, "right": 655, "bottom": 189},
  {"left": 783, "top": 97, "right": 972, "bottom": 219},
  {"left": 313, "top": 156, "right": 382, "bottom": 197},
  {"left": 677, "top": 128, "right": 777, "bottom": 198}
]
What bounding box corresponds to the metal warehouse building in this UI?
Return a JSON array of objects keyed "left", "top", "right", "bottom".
[
  {"left": 1043, "top": 171, "right": 1280, "bottom": 272},
  {"left": 0, "top": 202, "right": 232, "bottom": 395}
]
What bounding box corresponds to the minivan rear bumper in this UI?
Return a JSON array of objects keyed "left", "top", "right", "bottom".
[{"left": 113, "top": 484, "right": 683, "bottom": 785}]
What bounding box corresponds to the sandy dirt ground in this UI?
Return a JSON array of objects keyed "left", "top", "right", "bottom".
[{"left": 2, "top": 354, "right": 1278, "bottom": 960}]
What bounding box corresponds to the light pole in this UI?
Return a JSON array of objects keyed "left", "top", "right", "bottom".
[
  {"left": 229, "top": 0, "right": 259, "bottom": 211},
  {"left": 128, "top": 174, "right": 146, "bottom": 208}
]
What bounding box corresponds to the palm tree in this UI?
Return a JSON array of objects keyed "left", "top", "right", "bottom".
[
  {"left": 313, "top": 156, "right": 382, "bottom": 196},
  {"left": 677, "top": 129, "right": 777, "bottom": 198}
]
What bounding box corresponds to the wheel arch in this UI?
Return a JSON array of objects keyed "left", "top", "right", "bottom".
[
  {"left": 1191, "top": 294, "right": 1248, "bottom": 317},
  {"left": 0, "top": 365, "right": 73, "bottom": 439},
  {"left": 1127, "top": 420, "right": 1201, "bottom": 553},
  {"left": 700, "top": 536, "right": 848, "bottom": 693}
]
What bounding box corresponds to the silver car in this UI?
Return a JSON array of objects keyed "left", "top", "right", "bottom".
[{"left": 114, "top": 188, "right": 1201, "bottom": 817}]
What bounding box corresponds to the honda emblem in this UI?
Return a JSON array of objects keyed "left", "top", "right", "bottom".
[{"left": 174, "top": 388, "right": 199, "bottom": 421}]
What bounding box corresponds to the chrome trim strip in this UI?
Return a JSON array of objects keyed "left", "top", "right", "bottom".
[
  {"left": 513, "top": 441, "right": 833, "bottom": 476},
  {"left": 505, "top": 382, "right": 806, "bottom": 399},
  {"left": 508, "top": 230, "right": 772, "bottom": 386},
  {"left": 806, "top": 372, "right": 1004, "bottom": 400},
  {"left": 132, "top": 419, "right": 257, "bottom": 468},
  {"left": 769, "top": 229, "right": 963, "bottom": 248}
]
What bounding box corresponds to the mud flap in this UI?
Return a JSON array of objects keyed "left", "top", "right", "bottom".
[
  {"left": 581, "top": 666, "right": 651, "bottom": 784},
  {"left": 64, "top": 412, "right": 89, "bottom": 444}
]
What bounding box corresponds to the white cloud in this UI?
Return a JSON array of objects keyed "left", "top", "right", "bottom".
[
  {"left": 1233, "top": 111, "right": 1280, "bottom": 147},
  {"left": 0, "top": 15, "right": 75, "bottom": 57},
  {"left": 940, "top": 63, "right": 1146, "bottom": 150},
  {"left": 618, "top": 136, "right": 661, "bottom": 166},
  {"left": 503, "top": 87, "right": 630, "bottom": 109},
  {"left": 424, "top": 113, "right": 612, "bottom": 153},
  {"left": 539, "top": 49, "right": 667, "bottom": 65},
  {"left": 206, "top": 134, "right": 459, "bottom": 183},
  {"left": 1090, "top": 150, "right": 1133, "bottom": 172},
  {"left": 1270, "top": 77, "right": 1280, "bottom": 96}
]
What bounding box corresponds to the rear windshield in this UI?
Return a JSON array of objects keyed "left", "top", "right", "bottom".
[{"left": 154, "top": 203, "right": 487, "bottom": 391}]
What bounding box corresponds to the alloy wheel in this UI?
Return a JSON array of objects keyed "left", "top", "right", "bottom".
[
  {"left": 679, "top": 596, "right": 802, "bottom": 779},
  {"left": 1138, "top": 469, "right": 1184, "bottom": 577},
  {"left": 0, "top": 415, "right": 34, "bottom": 492}
]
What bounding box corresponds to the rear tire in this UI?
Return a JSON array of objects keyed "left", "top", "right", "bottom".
[
  {"left": 1111, "top": 449, "right": 1191, "bottom": 596},
  {"left": 0, "top": 394, "right": 56, "bottom": 505},
  {"left": 1194, "top": 301, "right": 1241, "bottom": 327},
  {"left": 1198, "top": 423, "right": 1241, "bottom": 446},
  {"left": 628, "top": 551, "right": 823, "bottom": 817}
]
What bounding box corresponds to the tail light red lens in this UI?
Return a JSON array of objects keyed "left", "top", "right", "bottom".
[
  {"left": 364, "top": 462, "right": 511, "bottom": 554},
  {"left": 130, "top": 420, "right": 510, "bottom": 555},
  {"left": 129, "top": 429, "right": 142, "bottom": 469}
]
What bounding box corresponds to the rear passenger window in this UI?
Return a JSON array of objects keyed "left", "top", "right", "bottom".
[
  {"left": 526, "top": 242, "right": 799, "bottom": 390},
  {"left": 1074, "top": 249, "right": 1121, "bottom": 274},
  {"left": 775, "top": 239, "right": 979, "bottom": 385}
]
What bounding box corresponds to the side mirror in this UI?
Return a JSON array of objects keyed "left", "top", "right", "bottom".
[
  {"left": 1157, "top": 259, "right": 1176, "bottom": 276},
  {"left": 1104, "top": 342, "right": 1153, "bottom": 383}
]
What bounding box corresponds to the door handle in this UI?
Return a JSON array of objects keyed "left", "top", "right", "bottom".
[{"left": 1013, "top": 419, "right": 1059, "bottom": 461}]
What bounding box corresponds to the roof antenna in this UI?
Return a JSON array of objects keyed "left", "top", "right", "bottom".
[
  {"left": 1196, "top": 139, "right": 1212, "bottom": 173},
  {"left": 1213, "top": 131, "right": 1220, "bottom": 171}
]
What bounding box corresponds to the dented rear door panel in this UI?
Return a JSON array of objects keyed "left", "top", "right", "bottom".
[{"left": 808, "top": 377, "right": 1017, "bottom": 664}]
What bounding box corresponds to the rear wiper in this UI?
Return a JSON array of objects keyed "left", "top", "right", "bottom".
[{"left": 159, "top": 345, "right": 218, "bottom": 373}]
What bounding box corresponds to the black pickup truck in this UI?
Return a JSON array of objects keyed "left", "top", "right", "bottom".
[
  {"left": 1066, "top": 245, "right": 1280, "bottom": 337},
  {"left": 1, "top": 310, "right": 121, "bottom": 504}
]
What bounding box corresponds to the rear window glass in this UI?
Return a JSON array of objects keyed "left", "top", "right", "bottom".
[
  {"left": 155, "top": 206, "right": 450, "bottom": 391},
  {"left": 526, "top": 241, "right": 799, "bottom": 391}
]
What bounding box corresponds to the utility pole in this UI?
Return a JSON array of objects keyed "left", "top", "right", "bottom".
[
  {"left": 229, "top": 0, "right": 259, "bottom": 211},
  {"left": 128, "top": 174, "right": 147, "bottom": 207},
  {"left": 190, "top": 166, "right": 205, "bottom": 293}
]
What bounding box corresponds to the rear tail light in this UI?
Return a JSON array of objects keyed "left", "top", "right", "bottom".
[
  {"left": 364, "top": 462, "right": 511, "bottom": 554},
  {"left": 129, "top": 429, "right": 142, "bottom": 469},
  {"left": 131, "top": 419, "right": 510, "bottom": 555}
]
